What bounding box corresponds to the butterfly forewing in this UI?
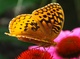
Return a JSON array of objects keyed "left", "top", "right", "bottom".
[{"left": 32, "top": 3, "right": 64, "bottom": 41}]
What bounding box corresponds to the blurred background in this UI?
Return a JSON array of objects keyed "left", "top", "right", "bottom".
[{"left": 0, "top": 0, "right": 80, "bottom": 59}]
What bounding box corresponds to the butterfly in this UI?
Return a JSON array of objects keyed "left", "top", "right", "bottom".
[{"left": 5, "top": 3, "right": 64, "bottom": 47}]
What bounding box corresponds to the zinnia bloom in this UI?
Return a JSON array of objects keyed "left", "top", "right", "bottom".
[
  {"left": 29, "top": 27, "right": 80, "bottom": 59},
  {"left": 16, "top": 49, "right": 53, "bottom": 59}
]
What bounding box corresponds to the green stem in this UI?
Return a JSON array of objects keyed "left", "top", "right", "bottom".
[{"left": 52, "top": 0, "right": 57, "bottom": 3}]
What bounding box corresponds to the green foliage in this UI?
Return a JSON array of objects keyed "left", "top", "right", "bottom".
[
  {"left": 0, "top": 26, "right": 34, "bottom": 59},
  {"left": 0, "top": 54, "right": 8, "bottom": 59},
  {"left": 52, "top": 0, "right": 57, "bottom": 3},
  {"left": 0, "top": 26, "right": 34, "bottom": 46},
  {"left": 0, "top": 0, "right": 40, "bottom": 15}
]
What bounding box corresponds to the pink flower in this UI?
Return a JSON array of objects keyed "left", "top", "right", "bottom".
[
  {"left": 54, "top": 27, "right": 80, "bottom": 43},
  {"left": 29, "top": 27, "right": 80, "bottom": 59}
]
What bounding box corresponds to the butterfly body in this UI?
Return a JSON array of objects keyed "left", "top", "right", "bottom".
[{"left": 5, "top": 3, "right": 64, "bottom": 47}]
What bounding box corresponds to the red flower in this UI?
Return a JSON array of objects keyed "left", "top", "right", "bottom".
[
  {"left": 56, "top": 36, "right": 80, "bottom": 58},
  {"left": 16, "top": 49, "right": 53, "bottom": 59}
]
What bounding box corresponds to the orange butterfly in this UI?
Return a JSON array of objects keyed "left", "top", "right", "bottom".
[{"left": 5, "top": 3, "right": 64, "bottom": 47}]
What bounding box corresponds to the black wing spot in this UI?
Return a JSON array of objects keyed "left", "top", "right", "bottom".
[
  {"left": 47, "top": 13, "right": 50, "bottom": 15},
  {"left": 24, "top": 29, "right": 27, "bottom": 31},
  {"left": 50, "top": 11, "right": 53, "bottom": 13},
  {"left": 14, "top": 26, "right": 16, "bottom": 28},
  {"left": 53, "top": 9, "right": 56, "bottom": 12},
  {"left": 16, "top": 23, "right": 17, "bottom": 24},
  {"left": 43, "top": 15, "right": 47, "bottom": 18},
  {"left": 20, "top": 24, "right": 22, "bottom": 26},
  {"left": 39, "top": 16, "right": 42, "bottom": 18},
  {"left": 30, "top": 22, "right": 34, "bottom": 26},
  {"left": 57, "top": 9, "right": 59, "bottom": 11},
  {"left": 32, "top": 20, "right": 34, "bottom": 21},
  {"left": 20, "top": 28, "right": 22, "bottom": 29},
  {"left": 27, "top": 20, "right": 29, "bottom": 22}
]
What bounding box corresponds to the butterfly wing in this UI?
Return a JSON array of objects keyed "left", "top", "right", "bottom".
[
  {"left": 5, "top": 14, "right": 47, "bottom": 40},
  {"left": 5, "top": 3, "right": 64, "bottom": 47},
  {"left": 32, "top": 3, "right": 64, "bottom": 41}
]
